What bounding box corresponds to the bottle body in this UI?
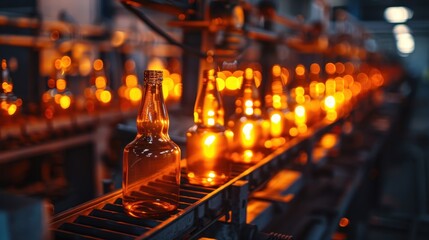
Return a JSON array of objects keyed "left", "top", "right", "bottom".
[
  {"left": 123, "top": 135, "right": 180, "bottom": 218},
  {"left": 186, "top": 126, "right": 230, "bottom": 186},
  {"left": 122, "top": 70, "right": 181, "bottom": 218}
]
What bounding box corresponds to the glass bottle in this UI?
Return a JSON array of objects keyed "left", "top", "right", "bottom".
[
  {"left": 0, "top": 59, "right": 21, "bottom": 120},
  {"left": 123, "top": 70, "right": 181, "bottom": 218},
  {"left": 264, "top": 65, "right": 289, "bottom": 148},
  {"left": 227, "top": 68, "right": 267, "bottom": 163},
  {"left": 186, "top": 69, "right": 230, "bottom": 186}
]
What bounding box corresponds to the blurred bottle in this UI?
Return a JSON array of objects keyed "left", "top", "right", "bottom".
[
  {"left": 122, "top": 70, "right": 181, "bottom": 218},
  {"left": 186, "top": 69, "right": 230, "bottom": 187},
  {"left": 0, "top": 59, "right": 22, "bottom": 121},
  {"left": 227, "top": 68, "right": 267, "bottom": 163}
]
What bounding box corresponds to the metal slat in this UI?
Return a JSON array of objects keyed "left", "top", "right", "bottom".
[
  {"left": 59, "top": 222, "right": 135, "bottom": 240},
  {"left": 89, "top": 209, "right": 159, "bottom": 228},
  {"left": 75, "top": 215, "right": 149, "bottom": 236},
  {"left": 53, "top": 229, "right": 102, "bottom": 240}
]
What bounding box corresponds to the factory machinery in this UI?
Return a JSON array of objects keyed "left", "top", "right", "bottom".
[{"left": 0, "top": 0, "right": 412, "bottom": 239}]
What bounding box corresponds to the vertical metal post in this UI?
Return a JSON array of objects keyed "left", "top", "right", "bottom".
[{"left": 231, "top": 180, "right": 249, "bottom": 225}]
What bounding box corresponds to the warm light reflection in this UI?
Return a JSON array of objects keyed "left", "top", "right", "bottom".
[
  {"left": 310, "top": 63, "right": 320, "bottom": 74},
  {"left": 59, "top": 95, "right": 71, "bottom": 109},
  {"left": 7, "top": 104, "right": 17, "bottom": 115},
  {"left": 295, "top": 64, "right": 305, "bottom": 76},
  {"left": 325, "top": 62, "right": 336, "bottom": 75},
  {"left": 320, "top": 134, "right": 338, "bottom": 149},
  {"left": 324, "top": 96, "right": 336, "bottom": 110},
  {"left": 270, "top": 112, "right": 283, "bottom": 137},
  {"left": 203, "top": 134, "right": 217, "bottom": 158},
  {"left": 56, "top": 79, "right": 66, "bottom": 91},
  {"left": 241, "top": 122, "right": 256, "bottom": 148}
]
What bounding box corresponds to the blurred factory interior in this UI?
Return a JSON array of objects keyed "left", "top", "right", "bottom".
[{"left": 1, "top": 0, "right": 429, "bottom": 239}]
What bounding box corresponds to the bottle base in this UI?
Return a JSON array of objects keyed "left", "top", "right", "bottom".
[
  {"left": 124, "top": 200, "right": 177, "bottom": 218},
  {"left": 187, "top": 175, "right": 229, "bottom": 187}
]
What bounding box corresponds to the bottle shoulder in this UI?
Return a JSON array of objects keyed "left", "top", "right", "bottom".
[{"left": 126, "top": 134, "right": 180, "bottom": 151}]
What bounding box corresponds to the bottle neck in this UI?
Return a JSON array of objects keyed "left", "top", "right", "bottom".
[
  {"left": 194, "top": 72, "right": 224, "bottom": 128},
  {"left": 137, "top": 78, "right": 169, "bottom": 136},
  {"left": 240, "top": 76, "right": 261, "bottom": 117}
]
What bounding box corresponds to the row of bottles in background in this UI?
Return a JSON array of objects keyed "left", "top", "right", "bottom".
[
  {"left": 0, "top": 59, "right": 22, "bottom": 122},
  {"left": 0, "top": 56, "right": 184, "bottom": 122},
  {"left": 125, "top": 60, "right": 387, "bottom": 218}
]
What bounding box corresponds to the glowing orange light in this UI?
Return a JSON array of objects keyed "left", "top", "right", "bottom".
[
  {"left": 2, "top": 82, "right": 13, "bottom": 93},
  {"left": 335, "top": 62, "right": 345, "bottom": 74},
  {"left": 243, "top": 150, "right": 254, "bottom": 163},
  {"left": 289, "top": 127, "right": 298, "bottom": 137},
  {"left": 129, "top": 87, "right": 142, "bottom": 102},
  {"left": 162, "top": 82, "right": 169, "bottom": 99},
  {"left": 272, "top": 95, "right": 282, "bottom": 109},
  {"left": 294, "top": 105, "right": 306, "bottom": 126},
  {"left": 225, "top": 76, "right": 240, "bottom": 90},
  {"left": 339, "top": 218, "right": 349, "bottom": 227},
  {"left": 125, "top": 75, "right": 138, "bottom": 87},
  {"left": 59, "top": 95, "right": 71, "bottom": 109},
  {"left": 325, "top": 96, "right": 336, "bottom": 110},
  {"left": 272, "top": 65, "right": 281, "bottom": 77},
  {"left": 241, "top": 122, "right": 256, "bottom": 148},
  {"left": 99, "top": 90, "right": 112, "bottom": 103},
  {"left": 295, "top": 87, "right": 305, "bottom": 96},
  {"left": 310, "top": 63, "right": 320, "bottom": 74},
  {"left": 334, "top": 92, "right": 345, "bottom": 105},
  {"left": 326, "top": 110, "right": 337, "bottom": 121},
  {"left": 325, "top": 62, "right": 336, "bottom": 75},
  {"left": 187, "top": 172, "right": 195, "bottom": 178},
  {"left": 295, "top": 64, "right": 305, "bottom": 76},
  {"left": 216, "top": 77, "right": 225, "bottom": 91},
  {"left": 95, "top": 76, "right": 107, "bottom": 89},
  {"left": 244, "top": 100, "right": 254, "bottom": 115},
  {"left": 316, "top": 82, "right": 325, "bottom": 95},
  {"left": 325, "top": 79, "right": 336, "bottom": 96},
  {"left": 203, "top": 134, "right": 217, "bottom": 158},
  {"left": 320, "top": 134, "right": 338, "bottom": 149},
  {"left": 54, "top": 59, "right": 62, "bottom": 70},
  {"left": 163, "top": 77, "right": 175, "bottom": 91},
  {"left": 270, "top": 112, "right": 283, "bottom": 137},
  {"left": 61, "top": 56, "right": 71, "bottom": 69},
  {"left": 93, "top": 59, "right": 104, "bottom": 71},
  {"left": 7, "top": 104, "right": 17, "bottom": 115},
  {"left": 56, "top": 79, "right": 66, "bottom": 91}
]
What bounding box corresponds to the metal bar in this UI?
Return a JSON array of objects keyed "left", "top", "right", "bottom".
[{"left": 0, "top": 133, "right": 93, "bottom": 164}]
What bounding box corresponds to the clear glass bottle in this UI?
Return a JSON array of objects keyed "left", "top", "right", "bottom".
[
  {"left": 123, "top": 70, "right": 181, "bottom": 218},
  {"left": 186, "top": 69, "right": 230, "bottom": 186}
]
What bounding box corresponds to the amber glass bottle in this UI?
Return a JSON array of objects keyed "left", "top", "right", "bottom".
[
  {"left": 186, "top": 69, "right": 230, "bottom": 186},
  {"left": 122, "top": 70, "right": 181, "bottom": 218},
  {"left": 227, "top": 68, "right": 267, "bottom": 163}
]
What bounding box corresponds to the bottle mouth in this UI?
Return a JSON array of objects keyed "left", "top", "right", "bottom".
[{"left": 144, "top": 70, "right": 163, "bottom": 81}]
